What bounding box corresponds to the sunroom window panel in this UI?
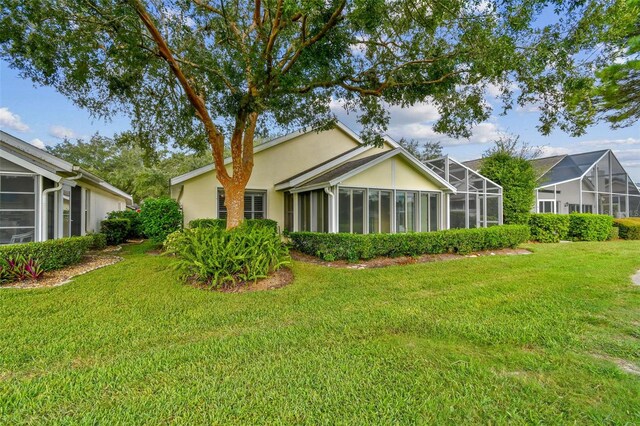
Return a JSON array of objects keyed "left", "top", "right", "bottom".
[
  {"left": 338, "top": 189, "right": 351, "bottom": 233},
  {"left": 395, "top": 191, "right": 406, "bottom": 232},
  {"left": 406, "top": 192, "right": 416, "bottom": 232},
  {"left": 352, "top": 189, "right": 365, "bottom": 234},
  {"left": 468, "top": 195, "right": 478, "bottom": 228},
  {"left": 450, "top": 194, "right": 466, "bottom": 229},
  {"left": 486, "top": 196, "right": 500, "bottom": 225},
  {"left": 0, "top": 174, "right": 36, "bottom": 245},
  {"left": 629, "top": 196, "right": 640, "bottom": 217},
  {"left": 429, "top": 193, "right": 439, "bottom": 231},
  {"left": 0, "top": 193, "right": 35, "bottom": 210},
  {"left": 420, "top": 193, "right": 429, "bottom": 232},
  {"left": 380, "top": 191, "right": 392, "bottom": 233},
  {"left": 368, "top": 191, "right": 380, "bottom": 234},
  {"left": 0, "top": 175, "right": 36, "bottom": 193}
]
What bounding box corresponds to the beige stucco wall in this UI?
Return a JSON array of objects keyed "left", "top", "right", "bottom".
[
  {"left": 342, "top": 157, "right": 441, "bottom": 191},
  {"left": 177, "top": 126, "right": 366, "bottom": 225}
]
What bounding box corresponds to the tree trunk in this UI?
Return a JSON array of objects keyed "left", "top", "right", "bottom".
[
  {"left": 223, "top": 180, "right": 246, "bottom": 229},
  {"left": 217, "top": 111, "right": 258, "bottom": 230}
]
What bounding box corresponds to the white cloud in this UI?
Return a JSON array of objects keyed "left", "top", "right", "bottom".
[
  {"left": 30, "top": 138, "right": 47, "bottom": 149},
  {"left": 536, "top": 146, "right": 571, "bottom": 157},
  {"left": 49, "top": 125, "right": 77, "bottom": 139},
  {"left": 388, "top": 102, "right": 441, "bottom": 125},
  {"left": 0, "top": 107, "right": 30, "bottom": 132},
  {"left": 578, "top": 137, "right": 640, "bottom": 147}
]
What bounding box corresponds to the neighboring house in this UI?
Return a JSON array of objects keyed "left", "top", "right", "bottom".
[
  {"left": 1, "top": 131, "right": 133, "bottom": 244},
  {"left": 464, "top": 149, "right": 640, "bottom": 218},
  {"left": 170, "top": 122, "right": 503, "bottom": 233}
]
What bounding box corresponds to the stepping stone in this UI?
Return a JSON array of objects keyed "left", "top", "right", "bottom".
[{"left": 632, "top": 271, "right": 640, "bottom": 286}]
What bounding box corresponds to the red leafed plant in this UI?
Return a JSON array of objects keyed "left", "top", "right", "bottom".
[{"left": 0, "top": 255, "right": 44, "bottom": 283}]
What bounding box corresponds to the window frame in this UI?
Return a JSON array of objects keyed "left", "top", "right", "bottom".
[
  {"left": 0, "top": 172, "right": 38, "bottom": 244},
  {"left": 217, "top": 188, "right": 267, "bottom": 220}
]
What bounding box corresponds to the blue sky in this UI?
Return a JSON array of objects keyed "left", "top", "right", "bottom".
[{"left": 1, "top": 60, "right": 639, "bottom": 179}]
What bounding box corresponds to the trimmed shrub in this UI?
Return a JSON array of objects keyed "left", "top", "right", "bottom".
[
  {"left": 289, "top": 225, "right": 530, "bottom": 262},
  {"left": 140, "top": 198, "right": 183, "bottom": 243},
  {"left": 0, "top": 236, "right": 93, "bottom": 271},
  {"left": 614, "top": 218, "right": 640, "bottom": 240},
  {"left": 608, "top": 226, "right": 619, "bottom": 241},
  {"left": 567, "top": 214, "right": 613, "bottom": 241},
  {"left": 88, "top": 233, "right": 107, "bottom": 250},
  {"left": 171, "top": 225, "right": 290, "bottom": 288},
  {"left": 189, "top": 218, "right": 278, "bottom": 232},
  {"left": 100, "top": 218, "right": 131, "bottom": 245},
  {"left": 107, "top": 209, "right": 144, "bottom": 238},
  {"left": 528, "top": 214, "right": 570, "bottom": 243}
]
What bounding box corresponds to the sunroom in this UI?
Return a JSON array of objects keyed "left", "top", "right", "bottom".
[
  {"left": 278, "top": 149, "right": 456, "bottom": 233},
  {"left": 424, "top": 156, "right": 503, "bottom": 228},
  {"left": 535, "top": 150, "right": 640, "bottom": 217}
]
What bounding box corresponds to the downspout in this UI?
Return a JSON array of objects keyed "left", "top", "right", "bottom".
[
  {"left": 324, "top": 186, "right": 335, "bottom": 233},
  {"left": 41, "top": 173, "right": 82, "bottom": 241}
]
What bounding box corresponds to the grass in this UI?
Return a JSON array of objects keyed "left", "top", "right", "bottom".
[{"left": 0, "top": 240, "right": 639, "bottom": 424}]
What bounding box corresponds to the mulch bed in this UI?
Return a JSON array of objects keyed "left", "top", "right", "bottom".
[
  {"left": 187, "top": 267, "right": 294, "bottom": 293},
  {"left": 291, "top": 248, "right": 532, "bottom": 269},
  {"left": 1, "top": 254, "right": 123, "bottom": 290}
]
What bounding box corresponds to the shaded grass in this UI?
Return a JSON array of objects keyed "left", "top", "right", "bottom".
[{"left": 1, "top": 241, "right": 639, "bottom": 424}]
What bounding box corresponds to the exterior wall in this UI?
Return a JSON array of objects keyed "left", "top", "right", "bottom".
[
  {"left": 177, "top": 127, "right": 367, "bottom": 226},
  {"left": 536, "top": 180, "right": 594, "bottom": 214},
  {"left": 80, "top": 181, "right": 128, "bottom": 233},
  {"left": 342, "top": 157, "right": 440, "bottom": 191}
]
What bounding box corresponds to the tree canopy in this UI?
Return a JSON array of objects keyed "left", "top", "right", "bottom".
[
  {"left": 593, "top": 0, "right": 640, "bottom": 128},
  {"left": 48, "top": 133, "right": 210, "bottom": 204},
  {"left": 398, "top": 138, "right": 443, "bottom": 162},
  {"left": 0, "top": 0, "right": 633, "bottom": 227}
]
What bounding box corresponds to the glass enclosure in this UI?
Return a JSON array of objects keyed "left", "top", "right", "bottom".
[
  {"left": 0, "top": 171, "right": 37, "bottom": 244},
  {"left": 536, "top": 150, "right": 640, "bottom": 218},
  {"left": 425, "top": 157, "right": 503, "bottom": 228}
]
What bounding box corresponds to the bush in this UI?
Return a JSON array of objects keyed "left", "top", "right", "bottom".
[
  {"left": 189, "top": 218, "right": 278, "bottom": 232},
  {"left": 107, "top": 209, "right": 144, "bottom": 238},
  {"left": 0, "top": 236, "right": 93, "bottom": 272},
  {"left": 608, "top": 226, "right": 619, "bottom": 240},
  {"left": 289, "top": 225, "right": 530, "bottom": 262},
  {"left": 614, "top": 218, "right": 640, "bottom": 240},
  {"left": 0, "top": 255, "right": 44, "bottom": 283},
  {"left": 528, "top": 214, "right": 570, "bottom": 243},
  {"left": 140, "top": 198, "right": 183, "bottom": 243},
  {"left": 87, "top": 233, "right": 107, "bottom": 250},
  {"left": 567, "top": 214, "right": 613, "bottom": 241},
  {"left": 100, "top": 218, "right": 131, "bottom": 245},
  {"left": 172, "top": 225, "right": 290, "bottom": 288}
]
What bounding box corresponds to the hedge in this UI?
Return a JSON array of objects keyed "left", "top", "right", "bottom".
[
  {"left": 613, "top": 218, "right": 640, "bottom": 240},
  {"left": 567, "top": 214, "right": 613, "bottom": 242},
  {"left": 0, "top": 236, "right": 94, "bottom": 271},
  {"left": 528, "top": 214, "right": 570, "bottom": 243},
  {"left": 289, "top": 225, "right": 530, "bottom": 262},
  {"left": 189, "top": 218, "right": 279, "bottom": 232},
  {"left": 100, "top": 218, "right": 131, "bottom": 245}
]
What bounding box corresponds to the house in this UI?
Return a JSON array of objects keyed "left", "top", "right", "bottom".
[
  {"left": 0, "top": 131, "right": 133, "bottom": 244},
  {"left": 463, "top": 149, "right": 640, "bottom": 218},
  {"left": 170, "top": 122, "right": 503, "bottom": 233}
]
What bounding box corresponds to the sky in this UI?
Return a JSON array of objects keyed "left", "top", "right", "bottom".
[{"left": 1, "top": 60, "right": 639, "bottom": 180}]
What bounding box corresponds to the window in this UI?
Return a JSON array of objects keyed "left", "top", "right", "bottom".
[
  {"left": 538, "top": 200, "right": 556, "bottom": 213},
  {"left": 297, "top": 190, "right": 328, "bottom": 232},
  {"left": 0, "top": 174, "right": 36, "bottom": 244},
  {"left": 284, "top": 192, "right": 293, "bottom": 232},
  {"left": 338, "top": 188, "right": 365, "bottom": 234},
  {"left": 420, "top": 192, "right": 440, "bottom": 232},
  {"left": 217, "top": 189, "right": 266, "bottom": 219},
  {"left": 395, "top": 191, "right": 417, "bottom": 233},
  {"left": 84, "top": 189, "right": 91, "bottom": 233}
]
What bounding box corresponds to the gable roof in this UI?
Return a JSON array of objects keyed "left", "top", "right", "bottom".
[
  {"left": 463, "top": 155, "right": 568, "bottom": 180},
  {"left": 289, "top": 148, "right": 456, "bottom": 193},
  {"left": 170, "top": 121, "right": 400, "bottom": 186},
  {"left": 1, "top": 131, "right": 133, "bottom": 204}
]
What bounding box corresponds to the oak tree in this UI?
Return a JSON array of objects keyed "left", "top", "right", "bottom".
[{"left": 0, "top": 0, "right": 632, "bottom": 228}]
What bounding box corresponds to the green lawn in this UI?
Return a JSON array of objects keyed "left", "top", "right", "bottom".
[{"left": 1, "top": 241, "right": 639, "bottom": 424}]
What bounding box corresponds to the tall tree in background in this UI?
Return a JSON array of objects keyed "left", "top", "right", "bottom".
[
  {"left": 594, "top": 0, "right": 640, "bottom": 127},
  {"left": 0, "top": 1, "right": 632, "bottom": 228},
  {"left": 480, "top": 137, "right": 537, "bottom": 224},
  {"left": 48, "top": 133, "right": 210, "bottom": 203},
  {"left": 398, "top": 138, "right": 443, "bottom": 163}
]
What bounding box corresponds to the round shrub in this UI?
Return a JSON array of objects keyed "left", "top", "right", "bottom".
[
  {"left": 107, "top": 209, "right": 144, "bottom": 238},
  {"left": 100, "top": 218, "right": 131, "bottom": 245},
  {"left": 140, "top": 198, "right": 183, "bottom": 243}
]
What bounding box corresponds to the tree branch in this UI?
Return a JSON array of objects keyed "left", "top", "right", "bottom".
[{"left": 131, "top": 0, "right": 229, "bottom": 183}]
